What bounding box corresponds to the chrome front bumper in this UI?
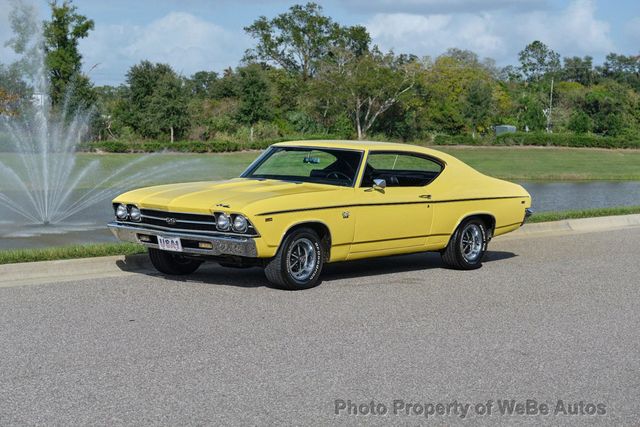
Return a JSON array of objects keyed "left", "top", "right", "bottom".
[{"left": 108, "top": 222, "right": 258, "bottom": 257}]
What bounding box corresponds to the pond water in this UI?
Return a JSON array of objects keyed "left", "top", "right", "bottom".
[
  {"left": 519, "top": 181, "right": 640, "bottom": 213},
  {"left": 0, "top": 180, "right": 639, "bottom": 250}
]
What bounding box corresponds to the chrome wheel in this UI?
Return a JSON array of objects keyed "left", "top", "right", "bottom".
[
  {"left": 460, "top": 223, "right": 483, "bottom": 263},
  {"left": 287, "top": 237, "right": 317, "bottom": 282}
]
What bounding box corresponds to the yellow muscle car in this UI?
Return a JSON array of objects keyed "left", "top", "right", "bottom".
[{"left": 109, "top": 140, "right": 532, "bottom": 289}]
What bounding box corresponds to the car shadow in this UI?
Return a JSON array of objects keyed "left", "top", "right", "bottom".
[
  {"left": 322, "top": 250, "right": 517, "bottom": 281},
  {"left": 116, "top": 254, "right": 268, "bottom": 288},
  {"left": 117, "top": 250, "right": 518, "bottom": 289}
]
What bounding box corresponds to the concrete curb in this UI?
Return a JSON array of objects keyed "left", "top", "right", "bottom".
[
  {"left": 0, "top": 254, "right": 151, "bottom": 288},
  {"left": 497, "top": 213, "right": 640, "bottom": 240},
  {"left": 0, "top": 214, "right": 639, "bottom": 288}
]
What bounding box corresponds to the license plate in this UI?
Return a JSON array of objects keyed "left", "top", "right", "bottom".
[{"left": 157, "top": 236, "right": 183, "bottom": 252}]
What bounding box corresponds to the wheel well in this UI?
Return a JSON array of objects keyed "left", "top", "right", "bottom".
[
  {"left": 465, "top": 214, "right": 496, "bottom": 238},
  {"left": 284, "top": 222, "right": 332, "bottom": 261}
]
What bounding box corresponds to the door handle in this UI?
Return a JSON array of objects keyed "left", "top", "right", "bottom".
[{"left": 419, "top": 194, "right": 431, "bottom": 199}]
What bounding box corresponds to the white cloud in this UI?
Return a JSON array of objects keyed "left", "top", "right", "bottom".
[
  {"left": 79, "top": 12, "right": 249, "bottom": 85},
  {"left": 345, "top": 0, "right": 547, "bottom": 14},
  {"left": 366, "top": 0, "right": 613, "bottom": 64},
  {"left": 367, "top": 12, "right": 505, "bottom": 58}
]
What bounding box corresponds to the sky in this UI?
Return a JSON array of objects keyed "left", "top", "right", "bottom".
[{"left": 1, "top": 0, "right": 639, "bottom": 86}]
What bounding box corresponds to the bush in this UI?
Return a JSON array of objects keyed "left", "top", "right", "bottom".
[
  {"left": 87, "top": 134, "right": 345, "bottom": 153},
  {"left": 94, "top": 140, "right": 130, "bottom": 153},
  {"left": 495, "top": 132, "right": 640, "bottom": 149},
  {"left": 286, "top": 111, "right": 321, "bottom": 134},
  {"left": 432, "top": 134, "right": 484, "bottom": 145},
  {"left": 567, "top": 111, "right": 592, "bottom": 134}
]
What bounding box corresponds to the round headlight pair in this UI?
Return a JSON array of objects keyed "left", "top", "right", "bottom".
[
  {"left": 232, "top": 215, "right": 248, "bottom": 233},
  {"left": 216, "top": 213, "right": 248, "bottom": 233},
  {"left": 115, "top": 204, "right": 128, "bottom": 220},
  {"left": 129, "top": 206, "right": 141, "bottom": 222},
  {"left": 115, "top": 204, "right": 141, "bottom": 222},
  {"left": 216, "top": 213, "right": 230, "bottom": 231}
]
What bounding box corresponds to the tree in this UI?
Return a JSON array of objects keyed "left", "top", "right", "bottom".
[
  {"left": 148, "top": 73, "right": 189, "bottom": 142},
  {"left": 580, "top": 82, "right": 630, "bottom": 136},
  {"left": 417, "top": 51, "right": 494, "bottom": 135},
  {"left": 463, "top": 80, "right": 493, "bottom": 137},
  {"left": 237, "top": 65, "right": 272, "bottom": 141},
  {"left": 187, "top": 71, "right": 218, "bottom": 98},
  {"left": 0, "top": 64, "right": 29, "bottom": 116},
  {"left": 567, "top": 110, "right": 591, "bottom": 133},
  {"left": 499, "top": 65, "right": 522, "bottom": 82},
  {"left": 124, "top": 61, "right": 188, "bottom": 140},
  {"left": 314, "top": 48, "right": 417, "bottom": 139},
  {"left": 562, "top": 56, "right": 595, "bottom": 86},
  {"left": 43, "top": 0, "right": 94, "bottom": 106},
  {"left": 601, "top": 53, "right": 640, "bottom": 90},
  {"left": 244, "top": 2, "right": 369, "bottom": 80},
  {"left": 518, "top": 41, "right": 560, "bottom": 82},
  {"left": 0, "top": 87, "right": 20, "bottom": 116},
  {"left": 516, "top": 94, "right": 546, "bottom": 131}
]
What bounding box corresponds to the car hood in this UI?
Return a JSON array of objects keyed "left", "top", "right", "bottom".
[{"left": 113, "top": 178, "right": 346, "bottom": 215}]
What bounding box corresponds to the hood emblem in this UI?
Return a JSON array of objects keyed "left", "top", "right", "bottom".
[
  {"left": 165, "top": 217, "right": 177, "bottom": 225},
  {"left": 216, "top": 203, "right": 230, "bottom": 208}
]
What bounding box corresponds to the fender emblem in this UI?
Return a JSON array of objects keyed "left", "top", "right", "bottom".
[
  {"left": 165, "top": 217, "right": 177, "bottom": 225},
  {"left": 342, "top": 211, "right": 350, "bottom": 219}
]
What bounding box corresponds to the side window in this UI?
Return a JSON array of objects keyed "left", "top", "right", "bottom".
[{"left": 361, "top": 152, "right": 443, "bottom": 187}]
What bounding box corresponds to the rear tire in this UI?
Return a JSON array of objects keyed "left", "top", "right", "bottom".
[
  {"left": 441, "top": 218, "right": 488, "bottom": 270},
  {"left": 264, "top": 228, "right": 324, "bottom": 290},
  {"left": 148, "top": 248, "right": 202, "bottom": 275}
]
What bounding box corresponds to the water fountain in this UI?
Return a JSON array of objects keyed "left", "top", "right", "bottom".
[{"left": 0, "top": 2, "right": 202, "bottom": 246}]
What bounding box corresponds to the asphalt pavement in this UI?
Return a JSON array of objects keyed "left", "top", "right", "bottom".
[{"left": 0, "top": 228, "right": 639, "bottom": 425}]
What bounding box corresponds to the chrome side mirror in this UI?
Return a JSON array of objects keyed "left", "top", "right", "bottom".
[{"left": 373, "top": 178, "right": 386, "bottom": 190}]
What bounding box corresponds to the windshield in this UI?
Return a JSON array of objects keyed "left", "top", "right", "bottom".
[{"left": 241, "top": 146, "right": 363, "bottom": 187}]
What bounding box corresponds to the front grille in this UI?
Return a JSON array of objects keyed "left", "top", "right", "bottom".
[
  {"left": 140, "top": 209, "right": 218, "bottom": 233},
  {"left": 140, "top": 209, "right": 215, "bottom": 223},
  {"left": 114, "top": 206, "right": 258, "bottom": 236}
]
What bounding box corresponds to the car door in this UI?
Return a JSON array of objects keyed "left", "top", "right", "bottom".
[{"left": 349, "top": 151, "right": 442, "bottom": 256}]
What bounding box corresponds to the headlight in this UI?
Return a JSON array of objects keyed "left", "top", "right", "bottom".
[
  {"left": 216, "top": 213, "right": 230, "bottom": 231},
  {"left": 129, "top": 206, "right": 141, "bottom": 222},
  {"left": 116, "top": 204, "right": 128, "bottom": 220},
  {"left": 232, "top": 215, "right": 248, "bottom": 233}
]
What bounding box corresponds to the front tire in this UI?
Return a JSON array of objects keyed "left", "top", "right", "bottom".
[
  {"left": 264, "top": 228, "right": 324, "bottom": 290},
  {"left": 441, "top": 218, "right": 488, "bottom": 270},
  {"left": 148, "top": 248, "right": 202, "bottom": 275}
]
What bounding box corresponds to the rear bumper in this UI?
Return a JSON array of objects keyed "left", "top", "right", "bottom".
[{"left": 108, "top": 222, "right": 258, "bottom": 257}]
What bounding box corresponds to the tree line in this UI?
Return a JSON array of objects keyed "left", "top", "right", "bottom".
[{"left": 1, "top": 1, "right": 639, "bottom": 144}]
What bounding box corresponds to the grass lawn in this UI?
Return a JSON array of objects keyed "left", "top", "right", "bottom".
[
  {"left": 434, "top": 146, "right": 640, "bottom": 180},
  {"left": 527, "top": 205, "right": 640, "bottom": 223},
  {"left": 0, "top": 242, "right": 145, "bottom": 265},
  {"left": 1, "top": 146, "right": 639, "bottom": 189}
]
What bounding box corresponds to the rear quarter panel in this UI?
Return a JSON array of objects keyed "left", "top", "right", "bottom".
[{"left": 425, "top": 162, "right": 531, "bottom": 248}]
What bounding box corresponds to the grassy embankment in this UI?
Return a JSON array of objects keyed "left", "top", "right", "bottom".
[
  {"left": 527, "top": 205, "right": 640, "bottom": 223},
  {"left": 0, "top": 242, "right": 145, "bottom": 265}
]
